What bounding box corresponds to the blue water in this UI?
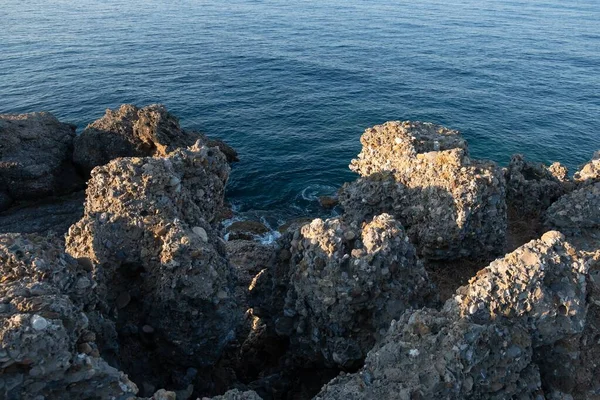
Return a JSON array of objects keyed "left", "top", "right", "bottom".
[{"left": 2, "top": 0, "right": 600, "bottom": 224}]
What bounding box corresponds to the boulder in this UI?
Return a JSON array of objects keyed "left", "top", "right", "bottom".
[
  {"left": 0, "top": 112, "right": 82, "bottom": 211},
  {"left": 275, "top": 214, "right": 436, "bottom": 367},
  {"left": 73, "top": 104, "right": 237, "bottom": 174},
  {"left": 340, "top": 121, "right": 506, "bottom": 260},
  {"left": 573, "top": 150, "right": 600, "bottom": 184},
  {"left": 545, "top": 182, "right": 600, "bottom": 233},
  {"left": 505, "top": 154, "right": 571, "bottom": 217},
  {"left": 316, "top": 231, "right": 588, "bottom": 399},
  {"left": 0, "top": 233, "right": 137, "bottom": 399},
  {"left": 65, "top": 141, "right": 241, "bottom": 387}
]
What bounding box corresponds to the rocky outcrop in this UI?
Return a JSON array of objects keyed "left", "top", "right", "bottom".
[
  {"left": 0, "top": 112, "right": 83, "bottom": 212},
  {"left": 202, "top": 389, "right": 262, "bottom": 400},
  {"left": 574, "top": 150, "right": 600, "bottom": 184},
  {"left": 545, "top": 182, "right": 600, "bottom": 233},
  {"left": 505, "top": 154, "right": 571, "bottom": 217},
  {"left": 73, "top": 104, "right": 237, "bottom": 174},
  {"left": 274, "top": 214, "right": 436, "bottom": 368},
  {"left": 65, "top": 141, "right": 241, "bottom": 389},
  {"left": 340, "top": 121, "right": 506, "bottom": 260},
  {"left": 316, "top": 231, "right": 588, "bottom": 399},
  {"left": 0, "top": 233, "right": 138, "bottom": 399},
  {"left": 226, "top": 221, "right": 270, "bottom": 241}
]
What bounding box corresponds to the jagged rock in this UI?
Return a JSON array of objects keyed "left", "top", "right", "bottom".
[
  {"left": 193, "top": 132, "right": 239, "bottom": 163},
  {"left": 316, "top": 307, "right": 540, "bottom": 400},
  {"left": 505, "top": 154, "right": 571, "bottom": 217},
  {"left": 65, "top": 142, "right": 241, "bottom": 387},
  {"left": 449, "top": 230, "right": 588, "bottom": 346},
  {"left": 545, "top": 182, "right": 600, "bottom": 233},
  {"left": 319, "top": 195, "right": 338, "bottom": 209},
  {"left": 0, "top": 191, "right": 85, "bottom": 235},
  {"left": 226, "top": 240, "right": 275, "bottom": 295},
  {"left": 0, "top": 233, "right": 138, "bottom": 399},
  {"left": 574, "top": 150, "right": 600, "bottom": 184},
  {"left": 316, "top": 231, "right": 588, "bottom": 399},
  {"left": 226, "top": 221, "right": 269, "bottom": 241},
  {"left": 202, "top": 389, "right": 262, "bottom": 400},
  {"left": 275, "top": 214, "right": 436, "bottom": 368},
  {"left": 73, "top": 104, "right": 237, "bottom": 174},
  {"left": 340, "top": 121, "right": 506, "bottom": 260},
  {"left": 0, "top": 112, "right": 83, "bottom": 211}
]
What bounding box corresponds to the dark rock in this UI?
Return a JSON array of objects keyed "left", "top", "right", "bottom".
[
  {"left": 0, "top": 112, "right": 83, "bottom": 205},
  {"left": 318, "top": 195, "right": 338, "bottom": 209},
  {"left": 226, "top": 220, "right": 269, "bottom": 241}
]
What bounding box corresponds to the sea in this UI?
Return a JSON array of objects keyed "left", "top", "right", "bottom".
[{"left": 2, "top": 0, "right": 600, "bottom": 230}]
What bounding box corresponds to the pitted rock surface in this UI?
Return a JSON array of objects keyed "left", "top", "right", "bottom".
[
  {"left": 66, "top": 142, "right": 240, "bottom": 376},
  {"left": 505, "top": 154, "right": 571, "bottom": 217},
  {"left": 340, "top": 121, "right": 506, "bottom": 260},
  {"left": 0, "top": 233, "right": 137, "bottom": 399},
  {"left": 316, "top": 308, "right": 539, "bottom": 400},
  {"left": 202, "top": 389, "right": 263, "bottom": 400},
  {"left": 0, "top": 112, "right": 82, "bottom": 211},
  {"left": 545, "top": 182, "right": 600, "bottom": 233},
  {"left": 275, "top": 214, "right": 436, "bottom": 367}
]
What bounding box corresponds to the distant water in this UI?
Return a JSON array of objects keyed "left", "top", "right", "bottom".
[{"left": 2, "top": 0, "right": 600, "bottom": 224}]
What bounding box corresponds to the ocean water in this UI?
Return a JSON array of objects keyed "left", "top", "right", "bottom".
[{"left": 2, "top": 0, "right": 600, "bottom": 225}]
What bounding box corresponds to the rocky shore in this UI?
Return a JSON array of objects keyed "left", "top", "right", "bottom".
[{"left": 0, "top": 105, "right": 598, "bottom": 400}]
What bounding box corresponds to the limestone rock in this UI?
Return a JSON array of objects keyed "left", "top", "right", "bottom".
[
  {"left": 574, "top": 150, "right": 600, "bottom": 184},
  {"left": 275, "top": 214, "right": 436, "bottom": 367},
  {"left": 73, "top": 104, "right": 237, "bottom": 174},
  {"left": 66, "top": 142, "right": 240, "bottom": 383},
  {"left": 0, "top": 112, "right": 82, "bottom": 211},
  {"left": 340, "top": 121, "right": 506, "bottom": 260},
  {"left": 505, "top": 154, "right": 571, "bottom": 216},
  {"left": 545, "top": 182, "right": 600, "bottom": 233},
  {"left": 0, "top": 233, "right": 137, "bottom": 399}
]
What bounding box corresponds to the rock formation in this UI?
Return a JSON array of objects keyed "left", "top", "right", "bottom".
[
  {"left": 545, "top": 182, "right": 600, "bottom": 233},
  {"left": 339, "top": 121, "right": 506, "bottom": 260},
  {"left": 316, "top": 231, "right": 588, "bottom": 399},
  {"left": 0, "top": 233, "right": 138, "bottom": 399},
  {"left": 65, "top": 141, "right": 241, "bottom": 390},
  {"left": 0, "top": 112, "right": 83, "bottom": 212},
  {"left": 574, "top": 150, "right": 600, "bottom": 184},
  {"left": 273, "top": 214, "right": 436, "bottom": 368},
  {"left": 505, "top": 154, "right": 571, "bottom": 217},
  {"left": 73, "top": 104, "right": 238, "bottom": 175}
]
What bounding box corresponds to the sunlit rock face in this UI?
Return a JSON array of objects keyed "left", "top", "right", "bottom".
[
  {"left": 66, "top": 141, "right": 241, "bottom": 374},
  {"left": 273, "top": 213, "right": 436, "bottom": 368},
  {"left": 340, "top": 121, "right": 506, "bottom": 260},
  {"left": 0, "top": 233, "right": 138, "bottom": 399}
]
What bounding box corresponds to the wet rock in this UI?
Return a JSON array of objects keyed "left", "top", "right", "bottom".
[
  {"left": 73, "top": 104, "right": 237, "bottom": 174},
  {"left": 275, "top": 214, "right": 436, "bottom": 368},
  {"left": 277, "top": 217, "right": 314, "bottom": 234},
  {"left": 66, "top": 141, "right": 241, "bottom": 386},
  {"left": 340, "top": 121, "right": 506, "bottom": 260},
  {"left": 318, "top": 195, "right": 338, "bottom": 209},
  {"left": 0, "top": 233, "right": 137, "bottom": 399},
  {"left": 573, "top": 150, "right": 600, "bottom": 184},
  {"left": 226, "top": 220, "right": 269, "bottom": 241},
  {"left": 0, "top": 191, "right": 85, "bottom": 235},
  {"left": 0, "top": 112, "right": 83, "bottom": 209},
  {"left": 505, "top": 154, "right": 572, "bottom": 217},
  {"left": 545, "top": 182, "right": 600, "bottom": 233}
]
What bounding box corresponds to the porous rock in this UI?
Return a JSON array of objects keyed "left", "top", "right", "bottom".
[
  {"left": 73, "top": 104, "right": 237, "bottom": 174},
  {"left": 202, "top": 389, "right": 262, "bottom": 400},
  {"left": 275, "top": 214, "right": 436, "bottom": 367},
  {"left": 545, "top": 182, "right": 600, "bottom": 233},
  {"left": 0, "top": 112, "right": 82, "bottom": 211},
  {"left": 505, "top": 154, "right": 571, "bottom": 216},
  {"left": 316, "top": 231, "right": 589, "bottom": 399},
  {"left": 340, "top": 121, "right": 506, "bottom": 260},
  {"left": 66, "top": 142, "right": 240, "bottom": 372},
  {"left": 226, "top": 221, "right": 270, "bottom": 241},
  {"left": 0, "top": 233, "right": 137, "bottom": 399},
  {"left": 574, "top": 150, "right": 600, "bottom": 184}
]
